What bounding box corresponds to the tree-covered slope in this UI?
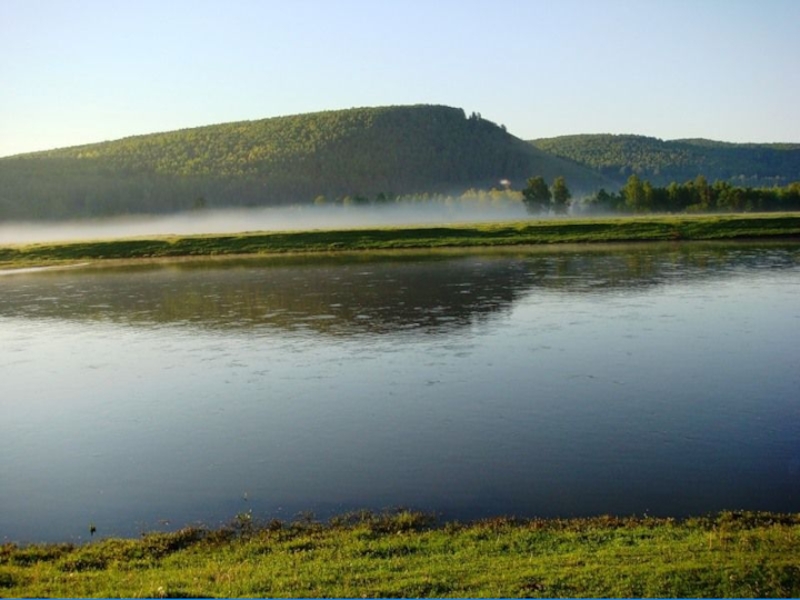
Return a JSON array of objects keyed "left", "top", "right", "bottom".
[
  {"left": 531, "top": 134, "right": 800, "bottom": 187},
  {"left": 0, "top": 105, "right": 604, "bottom": 220}
]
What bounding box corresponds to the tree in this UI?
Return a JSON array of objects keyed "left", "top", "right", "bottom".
[
  {"left": 622, "top": 174, "right": 646, "bottom": 212},
  {"left": 522, "top": 176, "right": 551, "bottom": 214},
  {"left": 642, "top": 180, "right": 655, "bottom": 212},
  {"left": 715, "top": 182, "right": 744, "bottom": 212},
  {"left": 583, "top": 188, "right": 617, "bottom": 213},
  {"left": 692, "top": 175, "right": 712, "bottom": 210},
  {"left": 551, "top": 176, "right": 571, "bottom": 214}
]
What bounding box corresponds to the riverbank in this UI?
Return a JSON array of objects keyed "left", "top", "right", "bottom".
[
  {"left": 2, "top": 510, "right": 799, "bottom": 597},
  {"left": 2, "top": 213, "right": 799, "bottom": 267}
]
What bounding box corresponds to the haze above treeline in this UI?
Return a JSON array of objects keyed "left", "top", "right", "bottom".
[{"left": 1, "top": 104, "right": 799, "bottom": 222}]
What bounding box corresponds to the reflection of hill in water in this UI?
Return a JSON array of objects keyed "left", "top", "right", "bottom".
[{"left": 2, "top": 243, "right": 798, "bottom": 336}]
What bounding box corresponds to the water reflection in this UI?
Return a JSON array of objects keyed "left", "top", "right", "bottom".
[
  {"left": 1, "top": 241, "right": 799, "bottom": 543},
  {"left": 2, "top": 242, "right": 797, "bottom": 335}
]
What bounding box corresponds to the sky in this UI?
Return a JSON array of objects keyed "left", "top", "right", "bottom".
[{"left": 1, "top": 0, "right": 799, "bottom": 157}]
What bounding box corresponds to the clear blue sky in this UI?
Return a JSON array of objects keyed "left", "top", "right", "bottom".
[{"left": 2, "top": 0, "right": 798, "bottom": 157}]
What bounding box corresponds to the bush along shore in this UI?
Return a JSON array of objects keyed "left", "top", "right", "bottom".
[
  {"left": 1, "top": 213, "right": 800, "bottom": 267},
  {"left": 1, "top": 510, "right": 800, "bottom": 597}
]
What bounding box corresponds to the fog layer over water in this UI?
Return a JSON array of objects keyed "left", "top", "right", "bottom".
[
  {"left": 1, "top": 243, "right": 799, "bottom": 543},
  {"left": 0, "top": 202, "right": 528, "bottom": 244}
]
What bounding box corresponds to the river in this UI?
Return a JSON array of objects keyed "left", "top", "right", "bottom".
[{"left": 1, "top": 242, "right": 798, "bottom": 542}]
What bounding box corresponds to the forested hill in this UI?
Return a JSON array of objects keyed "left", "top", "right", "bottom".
[
  {"left": 0, "top": 105, "right": 605, "bottom": 220},
  {"left": 531, "top": 134, "right": 800, "bottom": 187}
]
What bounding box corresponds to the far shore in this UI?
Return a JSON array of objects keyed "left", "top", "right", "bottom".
[{"left": 2, "top": 213, "right": 800, "bottom": 269}]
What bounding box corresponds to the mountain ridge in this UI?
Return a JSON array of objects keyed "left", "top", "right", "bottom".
[
  {"left": 531, "top": 133, "right": 800, "bottom": 187},
  {"left": 2, "top": 105, "right": 798, "bottom": 221},
  {"left": 0, "top": 104, "right": 607, "bottom": 220}
]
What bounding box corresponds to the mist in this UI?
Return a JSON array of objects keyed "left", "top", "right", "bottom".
[{"left": 0, "top": 201, "right": 530, "bottom": 245}]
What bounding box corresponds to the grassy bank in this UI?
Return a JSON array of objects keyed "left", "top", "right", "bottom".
[
  {"left": 2, "top": 213, "right": 800, "bottom": 267},
  {"left": 2, "top": 510, "right": 799, "bottom": 597}
]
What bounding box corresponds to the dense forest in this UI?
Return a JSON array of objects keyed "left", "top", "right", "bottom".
[
  {"left": 3, "top": 106, "right": 798, "bottom": 222},
  {"left": 0, "top": 105, "right": 605, "bottom": 221},
  {"left": 531, "top": 134, "right": 800, "bottom": 187}
]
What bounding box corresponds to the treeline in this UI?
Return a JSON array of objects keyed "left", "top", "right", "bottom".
[
  {"left": 531, "top": 134, "right": 800, "bottom": 187},
  {"left": 310, "top": 186, "right": 523, "bottom": 207},
  {"left": 0, "top": 105, "right": 601, "bottom": 221},
  {"left": 583, "top": 175, "right": 800, "bottom": 213}
]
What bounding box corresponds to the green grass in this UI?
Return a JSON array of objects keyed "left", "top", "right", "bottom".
[
  {"left": 2, "top": 213, "right": 800, "bottom": 268},
  {"left": 2, "top": 510, "right": 799, "bottom": 597}
]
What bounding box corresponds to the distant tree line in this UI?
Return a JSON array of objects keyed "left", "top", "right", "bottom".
[
  {"left": 583, "top": 175, "right": 800, "bottom": 213},
  {"left": 299, "top": 176, "right": 800, "bottom": 215},
  {"left": 312, "top": 187, "right": 526, "bottom": 210}
]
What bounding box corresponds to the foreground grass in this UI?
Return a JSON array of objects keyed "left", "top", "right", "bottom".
[
  {"left": 2, "top": 511, "right": 799, "bottom": 598},
  {"left": 2, "top": 213, "right": 800, "bottom": 267}
]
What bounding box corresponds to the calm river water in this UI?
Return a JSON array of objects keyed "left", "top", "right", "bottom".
[{"left": 1, "top": 242, "right": 799, "bottom": 543}]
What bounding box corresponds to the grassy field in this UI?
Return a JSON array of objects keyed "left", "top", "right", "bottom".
[
  {"left": 2, "top": 510, "right": 799, "bottom": 597},
  {"left": 2, "top": 213, "right": 800, "bottom": 267}
]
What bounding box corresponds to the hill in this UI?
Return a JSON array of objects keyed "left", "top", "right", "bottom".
[
  {"left": 531, "top": 134, "right": 800, "bottom": 187},
  {"left": 0, "top": 105, "right": 605, "bottom": 221}
]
